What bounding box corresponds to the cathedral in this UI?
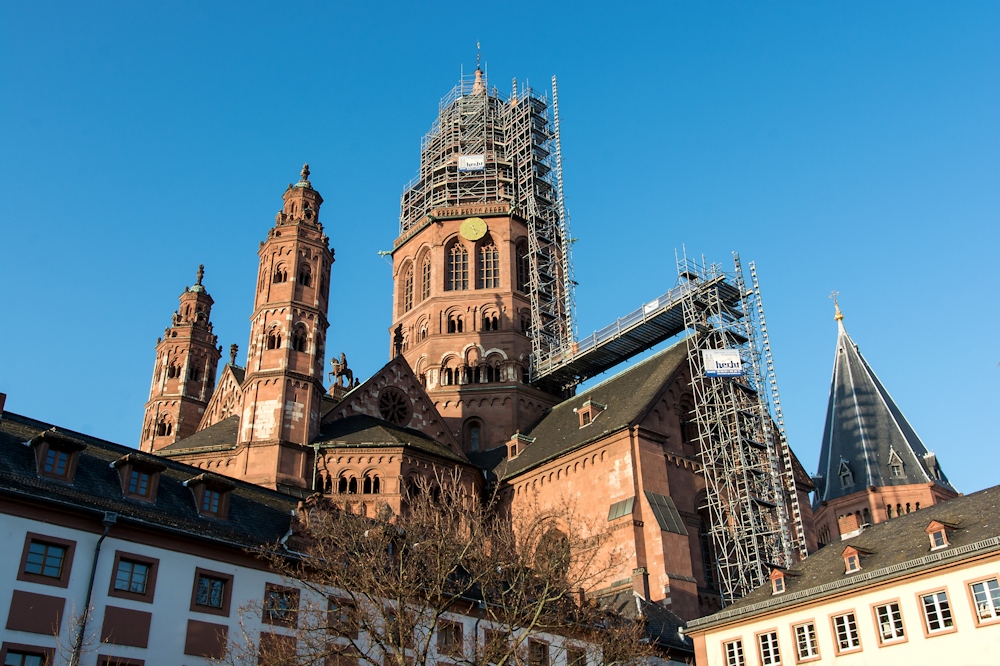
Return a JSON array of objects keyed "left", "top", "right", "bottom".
[{"left": 135, "top": 66, "right": 954, "bottom": 620}]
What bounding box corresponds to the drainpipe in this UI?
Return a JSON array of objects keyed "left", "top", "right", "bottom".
[{"left": 70, "top": 511, "right": 118, "bottom": 666}]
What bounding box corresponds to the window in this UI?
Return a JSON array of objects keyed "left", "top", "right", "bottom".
[
  {"left": 921, "top": 591, "right": 954, "bottom": 634},
  {"left": 931, "top": 531, "right": 946, "bottom": 548},
  {"left": 874, "top": 602, "right": 905, "bottom": 643},
  {"left": 420, "top": 257, "right": 431, "bottom": 301},
  {"left": 772, "top": 576, "right": 785, "bottom": 594},
  {"left": 298, "top": 264, "right": 312, "bottom": 287},
  {"left": 191, "top": 568, "right": 233, "bottom": 616},
  {"left": 757, "top": 631, "right": 780, "bottom": 665},
  {"left": 447, "top": 313, "right": 463, "bottom": 334},
  {"left": 926, "top": 521, "right": 951, "bottom": 550},
  {"left": 264, "top": 584, "right": 300, "bottom": 627},
  {"left": 114, "top": 454, "right": 165, "bottom": 501},
  {"left": 402, "top": 266, "right": 414, "bottom": 313},
  {"left": 266, "top": 328, "right": 282, "bottom": 350},
  {"left": 971, "top": 578, "right": 1000, "bottom": 623},
  {"left": 792, "top": 622, "right": 818, "bottom": 660},
  {"left": 838, "top": 461, "right": 853, "bottom": 489},
  {"left": 527, "top": 640, "right": 548, "bottom": 666},
  {"left": 363, "top": 473, "right": 381, "bottom": 494},
  {"left": 155, "top": 417, "right": 172, "bottom": 437},
  {"left": 1, "top": 649, "right": 48, "bottom": 666},
  {"left": 166, "top": 363, "right": 181, "bottom": 379},
  {"left": 42, "top": 449, "right": 69, "bottom": 477},
  {"left": 291, "top": 327, "right": 308, "bottom": 352},
  {"left": 478, "top": 240, "right": 499, "bottom": 289},
  {"left": 580, "top": 411, "right": 591, "bottom": 426},
  {"left": 446, "top": 242, "right": 469, "bottom": 291},
  {"left": 328, "top": 598, "right": 358, "bottom": 639},
  {"left": 845, "top": 554, "right": 859, "bottom": 573},
  {"left": 469, "top": 425, "right": 480, "bottom": 452},
  {"left": 723, "top": 640, "right": 744, "bottom": 666},
  {"left": 482, "top": 313, "right": 499, "bottom": 331},
  {"left": 566, "top": 648, "right": 586, "bottom": 666},
  {"left": 832, "top": 612, "right": 860, "bottom": 652},
  {"left": 515, "top": 241, "right": 529, "bottom": 293},
  {"left": 24, "top": 541, "right": 65, "bottom": 579},
  {"left": 128, "top": 470, "right": 150, "bottom": 497},
  {"left": 273, "top": 265, "right": 288, "bottom": 283},
  {"left": 437, "top": 621, "right": 463, "bottom": 657},
  {"left": 108, "top": 551, "right": 158, "bottom": 603},
  {"left": 202, "top": 489, "right": 221, "bottom": 514}
]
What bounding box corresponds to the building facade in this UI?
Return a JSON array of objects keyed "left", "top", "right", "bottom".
[{"left": 686, "top": 485, "right": 1000, "bottom": 666}]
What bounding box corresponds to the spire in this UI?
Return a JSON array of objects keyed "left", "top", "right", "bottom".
[
  {"left": 229, "top": 343, "right": 238, "bottom": 366},
  {"left": 472, "top": 67, "right": 485, "bottom": 95},
  {"left": 196, "top": 264, "right": 204, "bottom": 286},
  {"left": 814, "top": 312, "right": 955, "bottom": 505},
  {"left": 831, "top": 290, "right": 845, "bottom": 333},
  {"left": 295, "top": 163, "right": 312, "bottom": 188}
]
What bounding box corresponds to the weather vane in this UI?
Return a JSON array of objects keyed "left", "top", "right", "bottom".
[{"left": 476, "top": 41, "right": 481, "bottom": 69}]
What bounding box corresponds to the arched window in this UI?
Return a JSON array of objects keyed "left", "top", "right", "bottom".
[
  {"left": 338, "top": 476, "right": 348, "bottom": 493},
  {"left": 442, "top": 367, "right": 454, "bottom": 386},
  {"left": 363, "top": 473, "right": 381, "bottom": 494},
  {"left": 445, "top": 241, "right": 469, "bottom": 291},
  {"left": 478, "top": 238, "right": 500, "bottom": 289},
  {"left": 291, "top": 327, "right": 307, "bottom": 352},
  {"left": 419, "top": 325, "right": 428, "bottom": 341},
  {"left": 166, "top": 362, "right": 181, "bottom": 379},
  {"left": 447, "top": 314, "right": 463, "bottom": 333},
  {"left": 402, "top": 265, "right": 414, "bottom": 313},
  {"left": 470, "top": 425, "right": 481, "bottom": 451},
  {"left": 482, "top": 313, "right": 499, "bottom": 331},
  {"left": 155, "top": 417, "right": 173, "bottom": 437},
  {"left": 298, "top": 263, "right": 312, "bottom": 287},
  {"left": 188, "top": 363, "right": 203, "bottom": 381},
  {"left": 273, "top": 264, "right": 288, "bottom": 284},
  {"left": 338, "top": 475, "right": 358, "bottom": 494},
  {"left": 515, "top": 241, "right": 529, "bottom": 293},
  {"left": 420, "top": 256, "right": 431, "bottom": 300},
  {"left": 320, "top": 272, "right": 329, "bottom": 296},
  {"left": 266, "top": 328, "right": 282, "bottom": 350}
]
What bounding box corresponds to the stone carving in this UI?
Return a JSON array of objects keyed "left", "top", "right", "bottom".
[{"left": 329, "top": 352, "right": 354, "bottom": 388}]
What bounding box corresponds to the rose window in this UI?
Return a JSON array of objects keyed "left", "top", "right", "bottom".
[{"left": 378, "top": 388, "right": 411, "bottom": 426}]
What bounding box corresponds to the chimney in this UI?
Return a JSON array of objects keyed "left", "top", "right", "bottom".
[
  {"left": 838, "top": 513, "right": 862, "bottom": 540},
  {"left": 631, "top": 567, "right": 650, "bottom": 601}
]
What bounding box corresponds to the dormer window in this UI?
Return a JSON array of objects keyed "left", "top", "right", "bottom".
[
  {"left": 28, "top": 428, "right": 86, "bottom": 483},
  {"left": 575, "top": 400, "right": 606, "bottom": 428},
  {"left": 842, "top": 545, "right": 870, "bottom": 573},
  {"left": 186, "top": 473, "right": 235, "bottom": 520},
  {"left": 506, "top": 432, "right": 534, "bottom": 459},
  {"left": 838, "top": 460, "right": 854, "bottom": 489},
  {"left": 888, "top": 449, "right": 904, "bottom": 477},
  {"left": 112, "top": 453, "right": 167, "bottom": 502},
  {"left": 769, "top": 568, "right": 790, "bottom": 595},
  {"left": 926, "top": 520, "right": 953, "bottom": 551}
]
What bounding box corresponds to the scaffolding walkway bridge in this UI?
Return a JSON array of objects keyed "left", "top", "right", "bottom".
[{"left": 531, "top": 274, "right": 740, "bottom": 393}]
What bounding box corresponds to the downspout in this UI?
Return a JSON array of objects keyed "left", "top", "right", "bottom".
[{"left": 70, "top": 511, "right": 118, "bottom": 666}]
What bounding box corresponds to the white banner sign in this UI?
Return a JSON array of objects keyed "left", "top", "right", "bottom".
[
  {"left": 702, "top": 349, "right": 743, "bottom": 378},
  {"left": 458, "top": 154, "right": 485, "bottom": 172}
]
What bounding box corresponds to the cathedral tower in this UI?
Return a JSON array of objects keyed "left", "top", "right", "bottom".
[
  {"left": 140, "top": 266, "right": 222, "bottom": 452},
  {"left": 812, "top": 302, "right": 957, "bottom": 546},
  {"left": 391, "top": 67, "right": 574, "bottom": 453},
  {"left": 237, "top": 165, "right": 333, "bottom": 487}
]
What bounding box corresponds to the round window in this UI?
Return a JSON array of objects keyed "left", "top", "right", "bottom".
[{"left": 378, "top": 387, "right": 411, "bottom": 426}]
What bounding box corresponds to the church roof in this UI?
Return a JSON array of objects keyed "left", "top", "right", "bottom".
[
  {"left": 315, "top": 414, "right": 466, "bottom": 462},
  {"left": 492, "top": 339, "right": 690, "bottom": 479},
  {"left": 157, "top": 415, "right": 240, "bottom": 453},
  {"left": 815, "top": 314, "right": 955, "bottom": 504}
]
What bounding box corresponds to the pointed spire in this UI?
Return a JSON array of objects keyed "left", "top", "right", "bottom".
[{"left": 472, "top": 67, "right": 485, "bottom": 95}]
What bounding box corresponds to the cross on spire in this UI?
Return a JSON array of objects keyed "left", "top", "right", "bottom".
[{"left": 829, "top": 290, "right": 843, "bottom": 321}]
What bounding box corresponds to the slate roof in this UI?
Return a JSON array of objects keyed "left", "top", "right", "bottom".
[
  {"left": 815, "top": 318, "right": 955, "bottom": 504},
  {"left": 0, "top": 410, "right": 296, "bottom": 549},
  {"left": 603, "top": 590, "right": 693, "bottom": 655},
  {"left": 491, "top": 340, "right": 690, "bottom": 479},
  {"left": 157, "top": 415, "right": 240, "bottom": 453},
  {"left": 315, "top": 414, "right": 466, "bottom": 462},
  {"left": 689, "top": 485, "right": 1000, "bottom": 630}
]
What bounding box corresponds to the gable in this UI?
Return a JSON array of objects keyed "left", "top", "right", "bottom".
[
  {"left": 198, "top": 365, "right": 246, "bottom": 431},
  {"left": 322, "top": 356, "right": 464, "bottom": 459}
]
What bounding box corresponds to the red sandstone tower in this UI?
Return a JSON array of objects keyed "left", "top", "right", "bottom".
[
  {"left": 236, "top": 164, "right": 334, "bottom": 486},
  {"left": 140, "top": 266, "right": 221, "bottom": 452}
]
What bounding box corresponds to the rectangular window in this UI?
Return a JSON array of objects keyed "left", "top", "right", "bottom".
[
  {"left": 114, "top": 559, "right": 150, "bottom": 595},
  {"left": 127, "top": 470, "right": 150, "bottom": 496},
  {"left": 42, "top": 449, "right": 69, "bottom": 477},
  {"left": 566, "top": 648, "right": 586, "bottom": 666},
  {"left": 263, "top": 584, "right": 299, "bottom": 627},
  {"left": 874, "top": 602, "right": 905, "bottom": 642},
  {"left": 723, "top": 640, "right": 744, "bottom": 666},
  {"left": 328, "top": 598, "right": 358, "bottom": 639},
  {"left": 528, "top": 640, "right": 549, "bottom": 666},
  {"left": 437, "top": 622, "right": 463, "bottom": 657},
  {"left": 757, "top": 631, "right": 780, "bottom": 665},
  {"left": 202, "top": 489, "right": 221, "bottom": 514},
  {"left": 792, "top": 622, "right": 818, "bottom": 660},
  {"left": 190, "top": 568, "right": 233, "bottom": 616},
  {"left": 3, "top": 651, "right": 47, "bottom": 666},
  {"left": 931, "top": 531, "right": 947, "bottom": 548},
  {"left": 971, "top": 578, "right": 1000, "bottom": 622},
  {"left": 24, "top": 541, "right": 65, "bottom": 579},
  {"left": 832, "top": 613, "right": 860, "bottom": 652},
  {"left": 921, "top": 591, "right": 954, "bottom": 633}
]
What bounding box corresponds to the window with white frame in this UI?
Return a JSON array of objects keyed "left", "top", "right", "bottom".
[
  {"left": 723, "top": 640, "right": 744, "bottom": 666},
  {"left": 874, "top": 602, "right": 905, "bottom": 642},
  {"left": 970, "top": 578, "right": 1000, "bottom": 622},
  {"left": 833, "top": 612, "right": 860, "bottom": 651},
  {"left": 757, "top": 631, "right": 781, "bottom": 665},
  {"left": 793, "top": 622, "right": 818, "bottom": 660},
  {"left": 921, "top": 591, "right": 954, "bottom": 633}
]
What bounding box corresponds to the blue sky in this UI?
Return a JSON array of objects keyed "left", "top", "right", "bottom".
[{"left": 1, "top": 2, "right": 997, "bottom": 494}]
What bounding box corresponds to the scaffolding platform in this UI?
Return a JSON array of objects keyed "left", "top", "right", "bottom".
[{"left": 530, "top": 275, "right": 739, "bottom": 393}]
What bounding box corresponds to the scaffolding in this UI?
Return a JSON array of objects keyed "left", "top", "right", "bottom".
[
  {"left": 677, "top": 251, "right": 805, "bottom": 604},
  {"left": 399, "top": 68, "right": 576, "bottom": 374}
]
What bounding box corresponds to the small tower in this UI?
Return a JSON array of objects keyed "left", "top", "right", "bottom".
[
  {"left": 140, "top": 266, "right": 222, "bottom": 452},
  {"left": 238, "top": 165, "right": 334, "bottom": 487},
  {"left": 812, "top": 299, "right": 958, "bottom": 546}
]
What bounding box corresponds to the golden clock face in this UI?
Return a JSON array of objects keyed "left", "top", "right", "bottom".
[{"left": 459, "top": 217, "right": 488, "bottom": 241}]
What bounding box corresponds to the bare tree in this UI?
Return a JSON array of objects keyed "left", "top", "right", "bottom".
[{"left": 223, "top": 470, "right": 658, "bottom": 666}]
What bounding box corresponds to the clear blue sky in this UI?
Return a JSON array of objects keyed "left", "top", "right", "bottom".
[{"left": 1, "top": 2, "right": 997, "bottom": 494}]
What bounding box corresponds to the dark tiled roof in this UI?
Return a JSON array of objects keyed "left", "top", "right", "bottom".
[
  {"left": 229, "top": 365, "right": 246, "bottom": 384},
  {"left": 604, "top": 590, "right": 693, "bottom": 654},
  {"left": 0, "top": 411, "right": 296, "bottom": 549},
  {"left": 690, "top": 485, "right": 1000, "bottom": 629},
  {"left": 315, "top": 414, "right": 465, "bottom": 462},
  {"left": 157, "top": 415, "right": 240, "bottom": 453},
  {"left": 493, "top": 341, "right": 690, "bottom": 479},
  {"left": 815, "top": 321, "right": 955, "bottom": 503}
]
